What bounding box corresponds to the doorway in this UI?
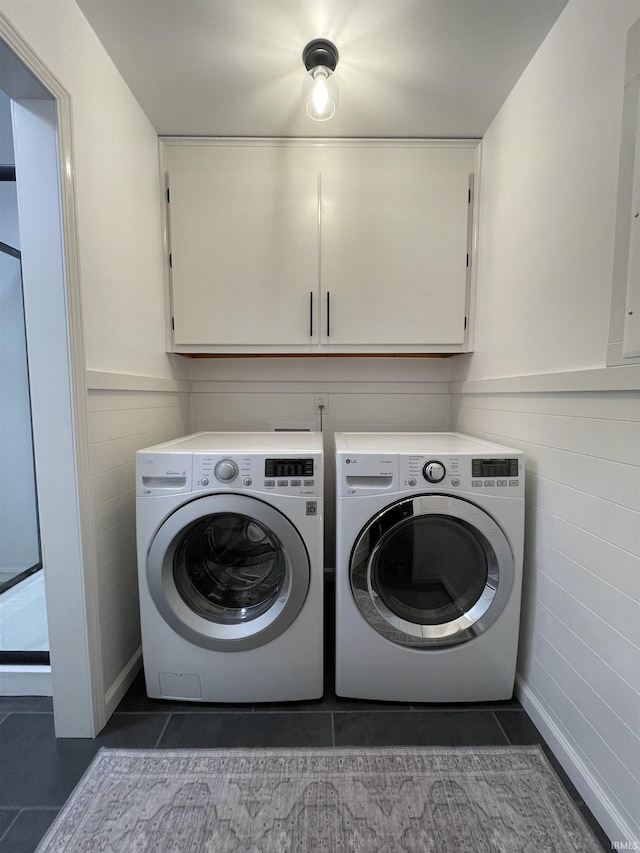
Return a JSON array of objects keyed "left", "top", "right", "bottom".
[
  {"left": 0, "top": 23, "right": 102, "bottom": 736},
  {"left": 0, "top": 106, "right": 48, "bottom": 663}
]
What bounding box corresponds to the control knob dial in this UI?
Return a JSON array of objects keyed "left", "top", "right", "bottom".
[
  {"left": 214, "top": 459, "right": 238, "bottom": 482},
  {"left": 423, "top": 460, "right": 446, "bottom": 483}
]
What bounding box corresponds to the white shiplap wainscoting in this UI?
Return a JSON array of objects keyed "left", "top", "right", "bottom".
[
  {"left": 189, "top": 357, "right": 452, "bottom": 568},
  {"left": 450, "top": 366, "right": 640, "bottom": 847},
  {"left": 86, "top": 371, "right": 190, "bottom": 718}
]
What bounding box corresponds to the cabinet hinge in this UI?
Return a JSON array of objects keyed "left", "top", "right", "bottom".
[
  {"left": 468, "top": 188, "right": 471, "bottom": 204},
  {"left": 169, "top": 253, "right": 172, "bottom": 268},
  {"left": 166, "top": 187, "right": 170, "bottom": 203},
  {"left": 466, "top": 253, "right": 469, "bottom": 268},
  {"left": 464, "top": 316, "right": 467, "bottom": 330},
  {"left": 171, "top": 316, "right": 175, "bottom": 331}
]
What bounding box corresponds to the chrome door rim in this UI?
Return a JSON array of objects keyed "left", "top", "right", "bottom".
[
  {"left": 350, "top": 494, "right": 514, "bottom": 648},
  {"left": 147, "top": 494, "right": 310, "bottom": 652}
]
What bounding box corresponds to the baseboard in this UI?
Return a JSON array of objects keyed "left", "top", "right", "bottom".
[
  {"left": 104, "top": 648, "right": 143, "bottom": 720},
  {"left": 515, "top": 674, "right": 638, "bottom": 846},
  {"left": 0, "top": 664, "right": 52, "bottom": 696}
]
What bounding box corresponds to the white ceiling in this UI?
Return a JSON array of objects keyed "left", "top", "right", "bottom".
[{"left": 76, "top": 0, "right": 568, "bottom": 139}]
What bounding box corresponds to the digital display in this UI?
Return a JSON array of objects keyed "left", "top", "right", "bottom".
[
  {"left": 472, "top": 458, "right": 519, "bottom": 478},
  {"left": 265, "top": 458, "right": 314, "bottom": 478}
]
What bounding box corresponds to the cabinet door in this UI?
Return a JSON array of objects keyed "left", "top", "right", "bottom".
[
  {"left": 320, "top": 158, "right": 471, "bottom": 346},
  {"left": 168, "top": 170, "right": 319, "bottom": 346}
]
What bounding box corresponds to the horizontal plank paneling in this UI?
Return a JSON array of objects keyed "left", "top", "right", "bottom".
[
  {"left": 87, "top": 387, "right": 189, "bottom": 709},
  {"left": 536, "top": 508, "right": 640, "bottom": 600},
  {"left": 88, "top": 404, "right": 186, "bottom": 444},
  {"left": 526, "top": 656, "right": 640, "bottom": 831},
  {"left": 531, "top": 633, "right": 640, "bottom": 780},
  {"left": 93, "top": 490, "right": 135, "bottom": 539},
  {"left": 89, "top": 427, "right": 181, "bottom": 475},
  {"left": 534, "top": 539, "right": 640, "bottom": 647},
  {"left": 530, "top": 565, "right": 640, "bottom": 691},
  {"left": 451, "top": 385, "right": 640, "bottom": 843},
  {"left": 87, "top": 389, "right": 187, "bottom": 412},
  {"left": 456, "top": 390, "right": 639, "bottom": 421},
  {"left": 91, "top": 463, "right": 135, "bottom": 507},
  {"left": 454, "top": 403, "right": 639, "bottom": 465},
  {"left": 535, "top": 602, "right": 640, "bottom": 731},
  {"left": 531, "top": 477, "right": 639, "bottom": 556},
  {"left": 95, "top": 517, "right": 135, "bottom": 571}
]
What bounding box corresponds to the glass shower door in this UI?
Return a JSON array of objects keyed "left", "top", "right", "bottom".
[{"left": 0, "top": 242, "right": 47, "bottom": 660}]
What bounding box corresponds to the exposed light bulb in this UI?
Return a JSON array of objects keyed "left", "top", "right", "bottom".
[
  {"left": 312, "top": 69, "right": 330, "bottom": 116},
  {"left": 302, "top": 39, "right": 339, "bottom": 122},
  {"left": 304, "top": 66, "right": 338, "bottom": 121}
]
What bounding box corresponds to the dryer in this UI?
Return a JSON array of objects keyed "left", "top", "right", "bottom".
[
  {"left": 334, "top": 432, "right": 524, "bottom": 702},
  {"left": 136, "top": 432, "right": 323, "bottom": 703}
]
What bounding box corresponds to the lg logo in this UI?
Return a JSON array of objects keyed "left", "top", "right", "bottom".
[{"left": 345, "top": 458, "right": 358, "bottom": 464}]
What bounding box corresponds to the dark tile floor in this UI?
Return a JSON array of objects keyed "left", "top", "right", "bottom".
[{"left": 0, "top": 634, "right": 613, "bottom": 851}]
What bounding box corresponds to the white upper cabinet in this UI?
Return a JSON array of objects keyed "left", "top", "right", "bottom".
[
  {"left": 319, "top": 147, "right": 472, "bottom": 346},
  {"left": 169, "top": 168, "right": 319, "bottom": 346},
  {"left": 162, "top": 140, "right": 479, "bottom": 354}
]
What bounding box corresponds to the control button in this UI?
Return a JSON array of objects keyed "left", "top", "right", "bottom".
[
  {"left": 214, "top": 459, "right": 238, "bottom": 482},
  {"left": 304, "top": 479, "right": 314, "bottom": 486},
  {"left": 408, "top": 478, "right": 417, "bottom": 487},
  {"left": 497, "top": 480, "right": 507, "bottom": 487},
  {"left": 291, "top": 479, "right": 301, "bottom": 486},
  {"left": 472, "top": 480, "right": 482, "bottom": 487},
  {"left": 277, "top": 480, "right": 288, "bottom": 487},
  {"left": 509, "top": 480, "right": 519, "bottom": 486},
  {"left": 451, "top": 477, "right": 460, "bottom": 487},
  {"left": 306, "top": 501, "right": 318, "bottom": 516},
  {"left": 485, "top": 480, "right": 495, "bottom": 487},
  {"left": 200, "top": 477, "right": 209, "bottom": 487},
  {"left": 264, "top": 480, "right": 275, "bottom": 487},
  {"left": 243, "top": 477, "right": 252, "bottom": 486},
  {"left": 423, "top": 460, "right": 446, "bottom": 483}
]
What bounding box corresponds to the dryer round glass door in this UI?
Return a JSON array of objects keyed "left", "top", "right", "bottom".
[
  {"left": 350, "top": 494, "right": 514, "bottom": 647},
  {"left": 147, "top": 494, "right": 310, "bottom": 651}
]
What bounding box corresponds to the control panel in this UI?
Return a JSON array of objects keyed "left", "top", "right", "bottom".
[
  {"left": 192, "top": 453, "right": 320, "bottom": 497},
  {"left": 399, "top": 453, "right": 524, "bottom": 496}
]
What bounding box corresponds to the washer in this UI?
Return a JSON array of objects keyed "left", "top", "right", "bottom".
[
  {"left": 136, "top": 432, "right": 323, "bottom": 703},
  {"left": 335, "top": 432, "right": 524, "bottom": 702}
]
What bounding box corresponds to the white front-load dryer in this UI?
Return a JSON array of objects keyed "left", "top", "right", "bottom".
[
  {"left": 335, "top": 432, "right": 525, "bottom": 702},
  {"left": 136, "top": 432, "right": 323, "bottom": 703}
]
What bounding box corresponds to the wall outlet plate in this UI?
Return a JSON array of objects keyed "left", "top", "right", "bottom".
[{"left": 314, "top": 394, "right": 329, "bottom": 412}]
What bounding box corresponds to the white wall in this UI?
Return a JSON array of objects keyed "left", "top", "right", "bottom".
[
  {"left": 454, "top": 0, "right": 640, "bottom": 382},
  {"left": 451, "top": 0, "right": 640, "bottom": 845},
  {"left": 0, "top": 0, "right": 185, "bottom": 381}
]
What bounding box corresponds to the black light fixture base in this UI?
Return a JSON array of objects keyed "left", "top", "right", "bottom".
[{"left": 302, "top": 39, "right": 339, "bottom": 73}]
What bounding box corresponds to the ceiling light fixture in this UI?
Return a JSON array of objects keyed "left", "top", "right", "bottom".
[{"left": 302, "top": 39, "right": 339, "bottom": 122}]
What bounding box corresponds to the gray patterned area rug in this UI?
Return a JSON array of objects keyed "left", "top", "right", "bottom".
[{"left": 37, "top": 745, "right": 603, "bottom": 852}]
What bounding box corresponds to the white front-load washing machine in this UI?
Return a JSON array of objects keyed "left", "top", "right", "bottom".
[
  {"left": 335, "top": 432, "right": 525, "bottom": 702},
  {"left": 136, "top": 432, "right": 323, "bottom": 703}
]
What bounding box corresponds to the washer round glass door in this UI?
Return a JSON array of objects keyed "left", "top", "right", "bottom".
[
  {"left": 350, "top": 494, "right": 514, "bottom": 647},
  {"left": 147, "top": 494, "right": 310, "bottom": 651}
]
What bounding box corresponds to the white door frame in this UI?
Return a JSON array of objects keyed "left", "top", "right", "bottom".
[{"left": 0, "top": 12, "right": 103, "bottom": 737}]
